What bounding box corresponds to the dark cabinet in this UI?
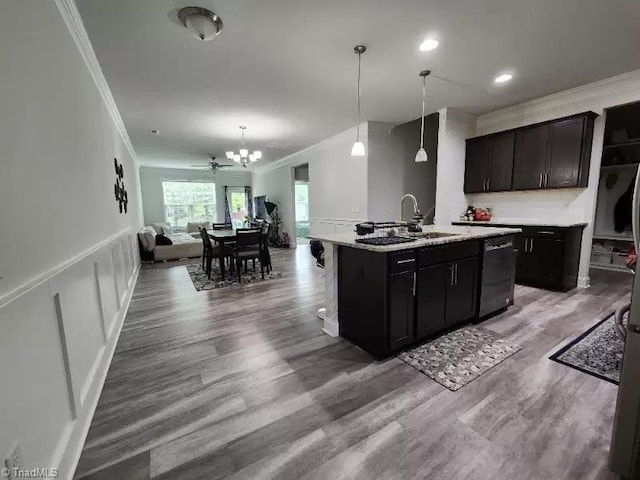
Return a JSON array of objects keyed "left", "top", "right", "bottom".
[
  {"left": 546, "top": 116, "right": 590, "bottom": 188},
  {"left": 464, "top": 132, "right": 514, "bottom": 193},
  {"left": 468, "top": 112, "right": 597, "bottom": 193},
  {"left": 445, "top": 257, "right": 478, "bottom": 325},
  {"left": 454, "top": 222, "right": 584, "bottom": 291},
  {"left": 516, "top": 228, "right": 580, "bottom": 290},
  {"left": 464, "top": 138, "right": 491, "bottom": 193},
  {"left": 416, "top": 264, "right": 447, "bottom": 338},
  {"left": 388, "top": 271, "right": 416, "bottom": 349},
  {"left": 513, "top": 124, "right": 549, "bottom": 190},
  {"left": 338, "top": 241, "right": 482, "bottom": 359}
]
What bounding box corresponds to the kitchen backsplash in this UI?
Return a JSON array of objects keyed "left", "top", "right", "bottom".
[{"left": 465, "top": 189, "right": 590, "bottom": 223}]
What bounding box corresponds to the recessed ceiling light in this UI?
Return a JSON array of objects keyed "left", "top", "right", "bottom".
[
  {"left": 419, "top": 38, "right": 439, "bottom": 52},
  {"left": 494, "top": 73, "right": 513, "bottom": 84}
]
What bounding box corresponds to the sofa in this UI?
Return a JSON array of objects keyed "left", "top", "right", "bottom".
[{"left": 138, "top": 225, "right": 203, "bottom": 262}]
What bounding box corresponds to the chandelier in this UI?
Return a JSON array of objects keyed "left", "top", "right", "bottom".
[{"left": 225, "top": 126, "right": 262, "bottom": 167}]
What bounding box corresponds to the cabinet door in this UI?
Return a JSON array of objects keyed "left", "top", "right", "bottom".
[
  {"left": 446, "top": 258, "right": 478, "bottom": 326},
  {"left": 388, "top": 271, "right": 416, "bottom": 349},
  {"left": 528, "top": 236, "right": 564, "bottom": 288},
  {"left": 546, "top": 117, "right": 585, "bottom": 188},
  {"left": 488, "top": 132, "right": 515, "bottom": 191},
  {"left": 416, "top": 264, "right": 447, "bottom": 340},
  {"left": 514, "top": 235, "right": 533, "bottom": 285},
  {"left": 464, "top": 138, "right": 490, "bottom": 193},
  {"left": 513, "top": 125, "right": 549, "bottom": 190}
]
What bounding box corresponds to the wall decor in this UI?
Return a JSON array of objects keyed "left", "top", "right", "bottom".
[{"left": 113, "top": 158, "right": 128, "bottom": 214}]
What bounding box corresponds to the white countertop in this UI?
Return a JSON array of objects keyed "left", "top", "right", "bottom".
[
  {"left": 309, "top": 225, "right": 520, "bottom": 252},
  {"left": 452, "top": 219, "right": 588, "bottom": 228}
]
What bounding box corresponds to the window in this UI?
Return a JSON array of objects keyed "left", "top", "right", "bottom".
[{"left": 162, "top": 181, "right": 216, "bottom": 227}]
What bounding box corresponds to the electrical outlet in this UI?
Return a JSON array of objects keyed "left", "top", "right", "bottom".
[{"left": 4, "top": 443, "right": 21, "bottom": 480}]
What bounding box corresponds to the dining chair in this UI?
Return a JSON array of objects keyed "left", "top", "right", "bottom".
[
  {"left": 259, "top": 223, "right": 272, "bottom": 274},
  {"left": 231, "top": 228, "right": 262, "bottom": 281},
  {"left": 200, "top": 226, "right": 229, "bottom": 279}
]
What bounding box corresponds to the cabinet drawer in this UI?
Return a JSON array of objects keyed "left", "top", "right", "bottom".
[
  {"left": 388, "top": 250, "right": 417, "bottom": 274},
  {"left": 521, "top": 227, "right": 566, "bottom": 240},
  {"left": 418, "top": 241, "right": 480, "bottom": 267}
]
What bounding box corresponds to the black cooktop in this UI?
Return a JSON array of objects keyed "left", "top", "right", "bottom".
[{"left": 355, "top": 236, "right": 417, "bottom": 246}]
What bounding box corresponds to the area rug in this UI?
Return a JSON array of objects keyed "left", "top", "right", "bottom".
[
  {"left": 549, "top": 312, "right": 625, "bottom": 384},
  {"left": 398, "top": 326, "right": 521, "bottom": 391},
  {"left": 186, "top": 263, "right": 281, "bottom": 291}
]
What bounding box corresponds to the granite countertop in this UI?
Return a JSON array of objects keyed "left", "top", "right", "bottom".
[
  {"left": 452, "top": 219, "right": 588, "bottom": 228},
  {"left": 309, "top": 225, "right": 520, "bottom": 253}
]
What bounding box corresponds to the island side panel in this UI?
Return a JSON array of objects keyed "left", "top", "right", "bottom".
[
  {"left": 338, "top": 246, "right": 388, "bottom": 358},
  {"left": 322, "top": 242, "right": 339, "bottom": 337}
]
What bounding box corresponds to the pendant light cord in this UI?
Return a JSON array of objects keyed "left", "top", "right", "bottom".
[
  {"left": 356, "top": 50, "right": 362, "bottom": 141},
  {"left": 420, "top": 74, "right": 426, "bottom": 149}
]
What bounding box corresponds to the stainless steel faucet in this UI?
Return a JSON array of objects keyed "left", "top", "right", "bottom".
[{"left": 400, "top": 193, "right": 424, "bottom": 229}]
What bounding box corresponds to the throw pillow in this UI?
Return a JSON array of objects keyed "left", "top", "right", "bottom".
[
  {"left": 143, "top": 226, "right": 157, "bottom": 251},
  {"left": 156, "top": 234, "right": 173, "bottom": 246}
]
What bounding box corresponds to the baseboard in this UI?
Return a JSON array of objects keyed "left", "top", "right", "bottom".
[
  {"left": 578, "top": 275, "right": 591, "bottom": 289},
  {"left": 56, "top": 263, "right": 140, "bottom": 480}
]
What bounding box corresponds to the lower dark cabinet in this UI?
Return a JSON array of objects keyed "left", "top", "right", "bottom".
[
  {"left": 416, "top": 264, "right": 447, "bottom": 338},
  {"left": 445, "top": 257, "right": 478, "bottom": 325},
  {"left": 455, "top": 223, "right": 584, "bottom": 291},
  {"left": 338, "top": 241, "right": 482, "bottom": 359},
  {"left": 388, "top": 271, "right": 416, "bottom": 348},
  {"left": 516, "top": 228, "right": 581, "bottom": 291}
]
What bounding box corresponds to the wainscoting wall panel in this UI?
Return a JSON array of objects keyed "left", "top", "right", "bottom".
[
  {"left": 309, "top": 218, "right": 365, "bottom": 236},
  {"left": 0, "top": 228, "right": 140, "bottom": 480}
]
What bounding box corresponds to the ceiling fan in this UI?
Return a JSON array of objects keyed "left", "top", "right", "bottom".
[{"left": 189, "top": 156, "right": 234, "bottom": 174}]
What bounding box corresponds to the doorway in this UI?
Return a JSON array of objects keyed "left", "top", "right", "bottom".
[{"left": 294, "top": 164, "right": 310, "bottom": 244}]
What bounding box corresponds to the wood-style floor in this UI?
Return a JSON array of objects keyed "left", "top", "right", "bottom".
[{"left": 75, "top": 247, "right": 632, "bottom": 480}]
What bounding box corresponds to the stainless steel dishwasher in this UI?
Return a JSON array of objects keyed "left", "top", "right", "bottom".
[{"left": 478, "top": 236, "right": 516, "bottom": 318}]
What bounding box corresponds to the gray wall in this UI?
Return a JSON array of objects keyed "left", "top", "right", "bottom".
[
  {"left": 394, "top": 113, "right": 439, "bottom": 222},
  {"left": 369, "top": 113, "right": 439, "bottom": 222},
  {"left": 139, "top": 166, "right": 252, "bottom": 226}
]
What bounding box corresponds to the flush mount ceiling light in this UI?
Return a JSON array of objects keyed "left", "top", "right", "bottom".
[
  {"left": 415, "top": 70, "right": 431, "bottom": 163},
  {"left": 178, "top": 7, "right": 223, "bottom": 41},
  {"left": 225, "top": 126, "right": 262, "bottom": 168},
  {"left": 351, "top": 45, "right": 367, "bottom": 157},
  {"left": 419, "top": 38, "right": 439, "bottom": 52},
  {"left": 494, "top": 72, "right": 513, "bottom": 84}
]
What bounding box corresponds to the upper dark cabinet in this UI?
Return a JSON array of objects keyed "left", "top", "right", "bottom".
[
  {"left": 464, "top": 132, "right": 514, "bottom": 193},
  {"left": 467, "top": 112, "right": 597, "bottom": 193},
  {"left": 513, "top": 124, "right": 549, "bottom": 190}
]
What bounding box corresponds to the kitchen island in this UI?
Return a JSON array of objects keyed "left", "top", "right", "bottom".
[{"left": 310, "top": 224, "right": 520, "bottom": 358}]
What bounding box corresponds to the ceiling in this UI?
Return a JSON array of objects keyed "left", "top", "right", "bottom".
[{"left": 76, "top": 0, "right": 640, "bottom": 169}]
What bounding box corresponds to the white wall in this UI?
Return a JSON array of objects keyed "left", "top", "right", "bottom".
[
  {"left": 253, "top": 123, "right": 369, "bottom": 245},
  {"left": 139, "top": 166, "right": 252, "bottom": 226},
  {"left": 435, "top": 108, "right": 477, "bottom": 226},
  {"left": 438, "top": 70, "right": 640, "bottom": 287},
  {"left": 0, "top": 1, "right": 142, "bottom": 479}
]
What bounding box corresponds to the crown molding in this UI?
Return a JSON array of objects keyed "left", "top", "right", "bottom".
[
  {"left": 54, "top": 0, "right": 138, "bottom": 165},
  {"left": 477, "top": 69, "right": 640, "bottom": 133}
]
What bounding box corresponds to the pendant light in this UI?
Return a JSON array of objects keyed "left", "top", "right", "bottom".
[
  {"left": 415, "top": 70, "right": 431, "bottom": 163},
  {"left": 351, "top": 45, "right": 367, "bottom": 157}
]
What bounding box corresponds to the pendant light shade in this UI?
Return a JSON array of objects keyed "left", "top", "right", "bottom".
[
  {"left": 415, "top": 70, "right": 431, "bottom": 163},
  {"left": 351, "top": 141, "right": 365, "bottom": 157},
  {"left": 351, "top": 45, "right": 367, "bottom": 157}
]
